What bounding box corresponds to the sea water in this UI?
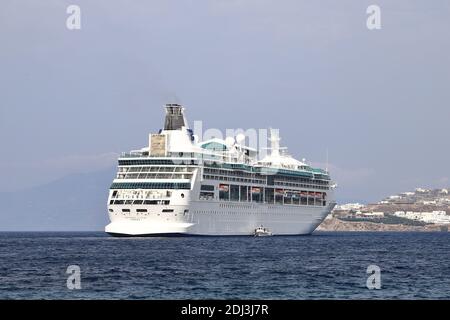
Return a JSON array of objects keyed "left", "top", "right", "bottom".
[{"left": 0, "top": 232, "right": 449, "bottom": 299}]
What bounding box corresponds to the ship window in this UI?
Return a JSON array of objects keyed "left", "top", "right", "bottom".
[
  {"left": 284, "top": 191, "right": 293, "bottom": 205},
  {"left": 162, "top": 209, "right": 174, "bottom": 213},
  {"left": 108, "top": 209, "right": 114, "bottom": 213},
  {"left": 201, "top": 185, "right": 215, "bottom": 191},
  {"left": 137, "top": 209, "right": 147, "bottom": 213},
  {"left": 275, "top": 190, "right": 284, "bottom": 205},
  {"left": 251, "top": 187, "right": 263, "bottom": 203},
  {"left": 200, "top": 192, "right": 214, "bottom": 200},
  {"left": 230, "top": 185, "right": 240, "bottom": 202},
  {"left": 110, "top": 182, "right": 191, "bottom": 190},
  {"left": 122, "top": 209, "right": 130, "bottom": 213},
  {"left": 201, "top": 142, "right": 228, "bottom": 151},
  {"left": 133, "top": 200, "right": 143, "bottom": 205},
  {"left": 219, "top": 184, "right": 230, "bottom": 201},
  {"left": 265, "top": 188, "right": 274, "bottom": 204},
  {"left": 240, "top": 186, "right": 248, "bottom": 202}
]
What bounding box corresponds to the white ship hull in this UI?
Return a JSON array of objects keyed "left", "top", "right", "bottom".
[{"left": 105, "top": 200, "right": 335, "bottom": 237}]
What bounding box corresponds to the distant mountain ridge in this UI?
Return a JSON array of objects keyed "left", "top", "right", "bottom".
[{"left": 0, "top": 168, "right": 116, "bottom": 231}]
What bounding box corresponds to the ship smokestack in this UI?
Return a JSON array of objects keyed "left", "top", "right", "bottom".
[{"left": 164, "top": 104, "right": 188, "bottom": 130}]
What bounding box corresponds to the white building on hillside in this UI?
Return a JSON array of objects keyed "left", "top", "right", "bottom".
[
  {"left": 335, "top": 203, "right": 365, "bottom": 211},
  {"left": 394, "top": 211, "right": 450, "bottom": 225}
]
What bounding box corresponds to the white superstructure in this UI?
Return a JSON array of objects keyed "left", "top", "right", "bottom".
[{"left": 105, "top": 104, "right": 336, "bottom": 236}]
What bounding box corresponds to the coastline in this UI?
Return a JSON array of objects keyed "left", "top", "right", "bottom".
[{"left": 317, "top": 217, "right": 449, "bottom": 232}]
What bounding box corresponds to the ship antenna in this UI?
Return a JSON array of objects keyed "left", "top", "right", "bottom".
[
  {"left": 269, "top": 128, "right": 281, "bottom": 157},
  {"left": 326, "top": 148, "right": 329, "bottom": 173}
]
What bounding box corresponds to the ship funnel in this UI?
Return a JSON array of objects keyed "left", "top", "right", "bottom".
[{"left": 164, "top": 104, "right": 188, "bottom": 130}]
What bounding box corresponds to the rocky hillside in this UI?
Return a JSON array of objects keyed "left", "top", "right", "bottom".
[{"left": 317, "top": 217, "right": 448, "bottom": 232}]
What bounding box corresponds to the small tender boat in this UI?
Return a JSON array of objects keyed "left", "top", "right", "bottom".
[{"left": 254, "top": 226, "right": 273, "bottom": 237}]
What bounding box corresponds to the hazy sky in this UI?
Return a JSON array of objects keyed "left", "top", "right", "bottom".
[{"left": 1, "top": 0, "right": 449, "bottom": 202}]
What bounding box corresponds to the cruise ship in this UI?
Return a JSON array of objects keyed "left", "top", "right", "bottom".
[{"left": 105, "top": 104, "right": 336, "bottom": 236}]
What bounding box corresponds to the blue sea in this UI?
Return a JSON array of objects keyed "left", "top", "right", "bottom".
[{"left": 0, "top": 232, "right": 449, "bottom": 299}]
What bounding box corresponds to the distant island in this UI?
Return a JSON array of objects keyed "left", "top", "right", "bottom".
[{"left": 318, "top": 188, "right": 450, "bottom": 232}]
